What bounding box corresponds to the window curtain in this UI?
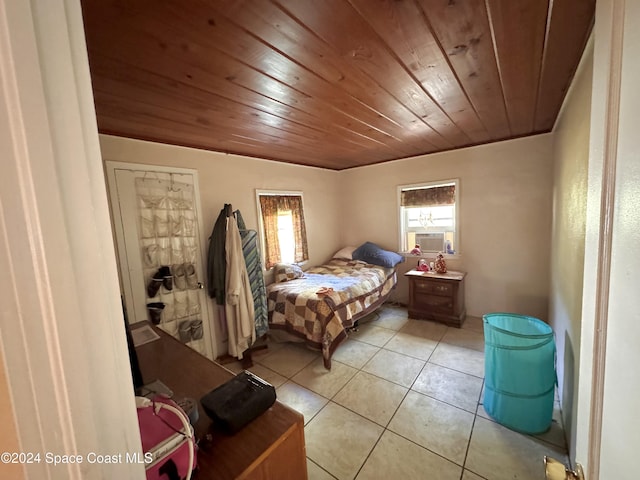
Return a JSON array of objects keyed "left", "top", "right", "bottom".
[
  {"left": 259, "top": 195, "right": 309, "bottom": 269},
  {"left": 259, "top": 196, "right": 281, "bottom": 269},
  {"left": 401, "top": 185, "right": 455, "bottom": 207},
  {"left": 283, "top": 195, "right": 308, "bottom": 264}
]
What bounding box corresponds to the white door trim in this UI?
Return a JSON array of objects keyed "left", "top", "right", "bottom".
[
  {"left": 0, "top": 1, "right": 142, "bottom": 477},
  {"left": 580, "top": 0, "right": 626, "bottom": 477},
  {"left": 106, "top": 161, "right": 216, "bottom": 359},
  {"left": 587, "top": 0, "right": 624, "bottom": 477}
]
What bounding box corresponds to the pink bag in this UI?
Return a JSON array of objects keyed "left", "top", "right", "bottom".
[{"left": 136, "top": 396, "right": 197, "bottom": 480}]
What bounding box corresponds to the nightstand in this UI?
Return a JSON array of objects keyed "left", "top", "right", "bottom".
[{"left": 405, "top": 270, "right": 467, "bottom": 327}]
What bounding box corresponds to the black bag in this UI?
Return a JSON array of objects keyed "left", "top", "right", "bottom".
[{"left": 200, "top": 371, "right": 276, "bottom": 434}]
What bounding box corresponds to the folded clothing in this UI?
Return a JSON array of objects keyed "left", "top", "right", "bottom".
[{"left": 316, "top": 287, "right": 334, "bottom": 296}]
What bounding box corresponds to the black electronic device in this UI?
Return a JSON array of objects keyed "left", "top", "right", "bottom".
[
  {"left": 200, "top": 371, "right": 276, "bottom": 434},
  {"left": 122, "top": 296, "right": 144, "bottom": 392}
]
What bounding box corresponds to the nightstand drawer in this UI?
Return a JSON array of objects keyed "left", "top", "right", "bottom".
[
  {"left": 413, "top": 279, "right": 453, "bottom": 296},
  {"left": 414, "top": 293, "right": 454, "bottom": 313}
]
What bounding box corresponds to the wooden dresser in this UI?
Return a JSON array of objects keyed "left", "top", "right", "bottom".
[
  {"left": 135, "top": 329, "right": 307, "bottom": 479},
  {"left": 405, "top": 270, "right": 466, "bottom": 327}
]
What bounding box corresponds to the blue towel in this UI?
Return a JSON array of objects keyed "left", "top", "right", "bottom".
[{"left": 236, "top": 211, "right": 269, "bottom": 338}]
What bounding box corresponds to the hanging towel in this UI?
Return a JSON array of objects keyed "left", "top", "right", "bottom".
[
  {"left": 224, "top": 214, "right": 255, "bottom": 359},
  {"left": 236, "top": 211, "right": 269, "bottom": 338}
]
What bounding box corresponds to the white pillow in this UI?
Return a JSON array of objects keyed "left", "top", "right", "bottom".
[{"left": 333, "top": 246, "right": 356, "bottom": 260}]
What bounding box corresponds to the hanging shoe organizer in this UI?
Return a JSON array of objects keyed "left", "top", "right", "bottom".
[{"left": 135, "top": 175, "right": 205, "bottom": 353}]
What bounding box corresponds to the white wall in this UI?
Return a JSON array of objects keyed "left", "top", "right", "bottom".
[
  {"left": 549, "top": 36, "right": 593, "bottom": 463},
  {"left": 100, "top": 135, "right": 344, "bottom": 356},
  {"left": 100, "top": 134, "right": 557, "bottom": 348},
  {"left": 101, "top": 136, "right": 343, "bottom": 268},
  {"left": 339, "top": 135, "right": 555, "bottom": 319},
  {"left": 599, "top": 3, "right": 640, "bottom": 470},
  {"left": 0, "top": 1, "right": 143, "bottom": 477},
  {"left": 573, "top": 1, "right": 640, "bottom": 477}
]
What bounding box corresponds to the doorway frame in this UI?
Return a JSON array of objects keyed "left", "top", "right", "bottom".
[
  {"left": 106, "top": 161, "right": 217, "bottom": 360},
  {"left": 0, "top": 0, "right": 143, "bottom": 477}
]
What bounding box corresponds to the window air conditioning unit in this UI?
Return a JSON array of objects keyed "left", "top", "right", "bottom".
[{"left": 415, "top": 232, "right": 445, "bottom": 252}]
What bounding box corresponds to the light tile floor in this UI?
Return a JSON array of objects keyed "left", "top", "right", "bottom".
[{"left": 225, "top": 305, "right": 568, "bottom": 480}]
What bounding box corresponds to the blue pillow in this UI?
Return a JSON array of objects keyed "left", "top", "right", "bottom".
[{"left": 352, "top": 242, "right": 404, "bottom": 268}]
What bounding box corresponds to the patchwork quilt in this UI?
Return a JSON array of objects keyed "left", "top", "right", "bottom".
[{"left": 267, "top": 259, "right": 397, "bottom": 368}]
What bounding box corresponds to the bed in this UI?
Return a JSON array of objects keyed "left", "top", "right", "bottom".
[{"left": 267, "top": 245, "right": 402, "bottom": 369}]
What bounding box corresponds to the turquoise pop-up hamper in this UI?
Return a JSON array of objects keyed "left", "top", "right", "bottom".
[{"left": 483, "top": 313, "right": 556, "bottom": 434}]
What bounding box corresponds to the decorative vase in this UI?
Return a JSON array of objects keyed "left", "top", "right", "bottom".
[{"left": 434, "top": 253, "right": 447, "bottom": 273}]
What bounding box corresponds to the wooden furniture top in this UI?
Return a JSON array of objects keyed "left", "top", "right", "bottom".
[
  {"left": 404, "top": 270, "right": 466, "bottom": 281},
  {"left": 135, "top": 328, "right": 304, "bottom": 479}
]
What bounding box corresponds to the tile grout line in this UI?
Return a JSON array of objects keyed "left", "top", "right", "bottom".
[
  {"left": 317, "top": 323, "right": 456, "bottom": 479},
  {"left": 459, "top": 377, "right": 487, "bottom": 479},
  {"left": 280, "top": 310, "right": 469, "bottom": 474},
  {"left": 254, "top": 306, "right": 565, "bottom": 479}
]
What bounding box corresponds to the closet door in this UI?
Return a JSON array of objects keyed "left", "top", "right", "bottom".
[{"left": 106, "top": 162, "right": 215, "bottom": 360}]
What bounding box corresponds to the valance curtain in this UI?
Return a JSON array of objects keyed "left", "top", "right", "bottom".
[
  {"left": 259, "top": 195, "right": 308, "bottom": 269},
  {"left": 401, "top": 185, "right": 455, "bottom": 207}
]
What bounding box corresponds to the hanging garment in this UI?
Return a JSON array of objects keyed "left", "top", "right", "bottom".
[
  {"left": 207, "top": 204, "right": 230, "bottom": 304},
  {"left": 224, "top": 214, "right": 256, "bottom": 359},
  {"left": 236, "top": 211, "right": 269, "bottom": 339}
]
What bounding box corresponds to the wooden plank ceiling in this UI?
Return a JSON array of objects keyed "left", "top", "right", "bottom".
[{"left": 81, "top": 0, "right": 595, "bottom": 170}]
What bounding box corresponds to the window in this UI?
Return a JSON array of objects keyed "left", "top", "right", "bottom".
[
  {"left": 256, "top": 190, "right": 309, "bottom": 269},
  {"left": 398, "top": 180, "right": 459, "bottom": 254}
]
